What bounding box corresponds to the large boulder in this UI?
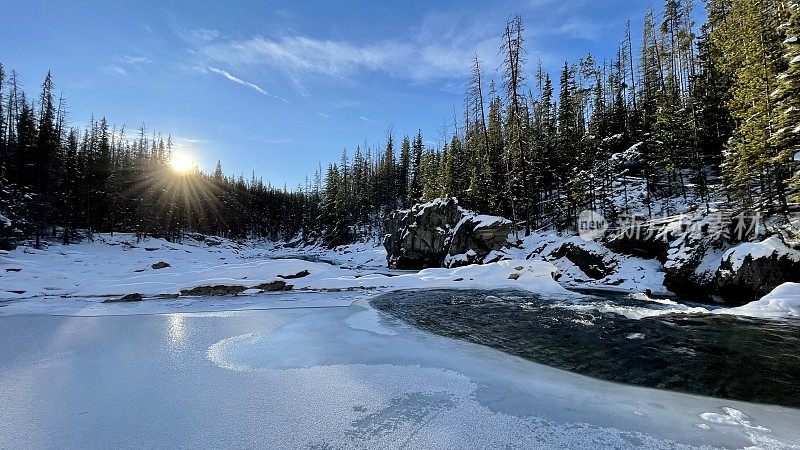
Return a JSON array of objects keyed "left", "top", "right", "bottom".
[
  {"left": 384, "top": 199, "right": 512, "bottom": 269},
  {"left": 663, "top": 232, "right": 800, "bottom": 305},
  {"left": 445, "top": 215, "right": 513, "bottom": 267},
  {"left": 549, "top": 242, "right": 614, "bottom": 280},
  {"left": 715, "top": 236, "right": 800, "bottom": 304},
  {"left": 384, "top": 199, "right": 461, "bottom": 269},
  {"left": 663, "top": 232, "right": 720, "bottom": 298}
]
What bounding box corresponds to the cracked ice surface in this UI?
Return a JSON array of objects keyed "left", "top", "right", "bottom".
[{"left": 1, "top": 294, "right": 798, "bottom": 449}]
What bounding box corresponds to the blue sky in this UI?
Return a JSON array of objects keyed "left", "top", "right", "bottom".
[{"left": 3, "top": 0, "right": 665, "bottom": 188}]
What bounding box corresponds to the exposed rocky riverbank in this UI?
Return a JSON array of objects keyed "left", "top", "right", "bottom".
[{"left": 383, "top": 199, "right": 800, "bottom": 306}]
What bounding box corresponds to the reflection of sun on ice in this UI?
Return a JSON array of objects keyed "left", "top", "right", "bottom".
[{"left": 170, "top": 152, "right": 194, "bottom": 173}]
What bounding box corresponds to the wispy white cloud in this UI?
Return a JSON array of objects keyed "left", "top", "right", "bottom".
[
  {"left": 208, "top": 66, "right": 290, "bottom": 103},
  {"left": 359, "top": 116, "right": 377, "bottom": 124},
  {"left": 189, "top": 28, "right": 219, "bottom": 42},
  {"left": 117, "top": 55, "right": 154, "bottom": 65},
  {"left": 104, "top": 54, "right": 154, "bottom": 77},
  {"left": 185, "top": 4, "right": 611, "bottom": 97},
  {"left": 173, "top": 136, "right": 210, "bottom": 145},
  {"left": 196, "top": 11, "right": 505, "bottom": 97},
  {"left": 173, "top": 26, "right": 221, "bottom": 45},
  {"left": 103, "top": 64, "right": 127, "bottom": 76},
  {"left": 317, "top": 112, "right": 331, "bottom": 118},
  {"left": 202, "top": 34, "right": 495, "bottom": 84}
]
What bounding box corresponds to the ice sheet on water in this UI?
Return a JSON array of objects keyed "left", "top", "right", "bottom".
[{"left": 206, "top": 329, "right": 721, "bottom": 449}]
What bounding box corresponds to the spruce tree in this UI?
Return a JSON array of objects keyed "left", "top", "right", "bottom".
[
  {"left": 771, "top": 0, "right": 800, "bottom": 203},
  {"left": 407, "top": 130, "right": 424, "bottom": 206}
]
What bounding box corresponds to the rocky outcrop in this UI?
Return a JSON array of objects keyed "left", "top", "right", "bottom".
[
  {"left": 180, "top": 285, "right": 246, "bottom": 296},
  {"left": 715, "top": 237, "right": 800, "bottom": 303},
  {"left": 663, "top": 233, "right": 719, "bottom": 298},
  {"left": 384, "top": 199, "right": 462, "bottom": 269},
  {"left": 549, "top": 242, "right": 615, "bottom": 280},
  {"left": 383, "top": 199, "right": 512, "bottom": 269},
  {"left": 663, "top": 234, "right": 800, "bottom": 305},
  {"left": 606, "top": 232, "right": 670, "bottom": 262},
  {"left": 151, "top": 261, "right": 170, "bottom": 270},
  {"left": 278, "top": 269, "right": 310, "bottom": 280},
  {"left": 384, "top": 200, "right": 800, "bottom": 305},
  {"left": 104, "top": 293, "right": 143, "bottom": 303},
  {"left": 445, "top": 215, "right": 514, "bottom": 267},
  {"left": 255, "top": 280, "right": 293, "bottom": 291}
]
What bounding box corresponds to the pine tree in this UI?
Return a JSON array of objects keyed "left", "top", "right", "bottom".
[
  {"left": 398, "top": 135, "right": 410, "bottom": 207},
  {"left": 716, "top": 0, "right": 786, "bottom": 209},
  {"left": 486, "top": 88, "right": 506, "bottom": 216},
  {"left": 407, "top": 130, "right": 424, "bottom": 206},
  {"left": 772, "top": 0, "right": 800, "bottom": 203},
  {"left": 502, "top": 14, "right": 529, "bottom": 235},
  {"left": 693, "top": 17, "right": 733, "bottom": 170}
]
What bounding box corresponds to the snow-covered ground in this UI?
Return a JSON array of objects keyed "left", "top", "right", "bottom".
[
  {"left": 268, "top": 237, "right": 389, "bottom": 270},
  {"left": 0, "top": 233, "right": 565, "bottom": 303},
  {"left": 2, "top": 234, "right": 800, "bottom": 448},
  {"left": 2, "top": 233, "right": 799, "bottom": 321},
  {"left": 1, "top": 298, "right": 798, "bottom": 449}
]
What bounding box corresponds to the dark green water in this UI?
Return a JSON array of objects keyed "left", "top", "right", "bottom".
[{"left": 370, "top": 289, "right": 800, "bottom": 407}]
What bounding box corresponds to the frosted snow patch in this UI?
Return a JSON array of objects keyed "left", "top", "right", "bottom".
[
  {"left": 699, "top": 407, "right": 770, "bottom": 432},
  {"left": 628, "top": 292, "right": 679, "bottom": 306}
]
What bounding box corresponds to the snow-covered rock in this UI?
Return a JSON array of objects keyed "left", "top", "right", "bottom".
[
  {"left": 384, "top": 198, "right": 462, "bottom": 269},
  {"left": 715, "top": 236, "right": 800, "bottom": 302},
  {"left": 507, "top": 232, "right": 668, "bottom": 295},
  {"left": 384, "top": 199, "right": 512, "bottom": 269},
  {"left": 718, "top": 282, "right": 800, "bottom": 320},
  {"left": 445, "top": 214, "right": 513, "bottom": 267}
]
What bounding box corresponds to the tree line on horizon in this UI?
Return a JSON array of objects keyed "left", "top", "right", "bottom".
[{"left": 1, "top": 0, "right": 799, "bottom": 247}]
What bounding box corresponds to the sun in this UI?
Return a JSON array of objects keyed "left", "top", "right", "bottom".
[{"left": 170, "top": 152, "right": 194, "bottom": 173}]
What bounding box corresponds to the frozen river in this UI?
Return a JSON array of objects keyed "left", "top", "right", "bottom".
[{"left": 1, "top": 292, "right": 798, "bottom": 449}]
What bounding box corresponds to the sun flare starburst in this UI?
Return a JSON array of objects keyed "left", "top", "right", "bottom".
[{"left": 170, "top": 152, "right": 194, "bottom": 173}]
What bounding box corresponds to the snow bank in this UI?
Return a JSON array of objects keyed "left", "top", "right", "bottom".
[
  {"left": 1, "top": 234, "right": 566, "bottom": 301},
  {"left": 504, "top": 232, "right": 668, "bottom": 295},
  {"left": 718, "top": 282, "right": 800, "bottom": 320},
  {"left": 401, "top": 260, "right": 568, "bottom": 294},
  {"left": 722, "top": 236, "right": 800, "bottom": 272},
  {"left": 270, "top": 238, "right": 387, "bottom": 269}
]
